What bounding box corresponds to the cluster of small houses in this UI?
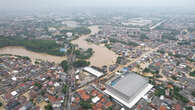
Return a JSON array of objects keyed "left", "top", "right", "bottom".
[
  {"left": 0, "top": 55, "right": 68, "bottom": 110},
  {"left": 72, "top": 86, "right": 115, "bottom": 110},
  {"left": 0, "top": 55, "right": 120, "bottom": 110}
]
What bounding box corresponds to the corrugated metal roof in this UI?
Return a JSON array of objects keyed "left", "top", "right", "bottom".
[
  {"left": 84, "top": 67, "right": 104, "bottom": 77},
  {"left": 112, "top": 73, "right": 148, "bottom": 99}
]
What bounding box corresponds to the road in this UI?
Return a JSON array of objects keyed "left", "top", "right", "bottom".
[
  {"left": 63, "top": 45, "right": 76, "bottom": 110},
  {"left": 150, "top": 19, "right": 167, "bottom": 30}
]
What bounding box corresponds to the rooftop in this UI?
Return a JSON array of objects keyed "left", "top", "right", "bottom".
[
  {"left": 83, "top": 67, "right": 104, "bottom": 77},
  {"left": 107, "top": 73, "right": 148, "bottom": 100},
  {"left": 105, "top": 72, "right": 153, "bottom": 108}
]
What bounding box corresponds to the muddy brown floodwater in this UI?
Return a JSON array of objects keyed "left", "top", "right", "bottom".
[
  {"left": 72, "top": 26, "right": 118, "bottom": 67},
  {"left": 0, "top": 25, "right": 118, "bottom": 66},
  {"left": 0, "top": 46, "right": 66, "bottom": 63}
]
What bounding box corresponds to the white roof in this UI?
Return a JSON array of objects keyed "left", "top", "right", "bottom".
[
  {"left": 54, "top": 82, "right": 60, "bottom": 87},
  {"left": 75, "top": 70, "right": 80, "bottom": 74},
  {"left": 11, "top": 91, "right": 18, "bottom": 96},
  {"left": 120, "top": 108, "right": 125, "bottom": 110},
  {"left": 75, "top": 75, "right": 79, "bottom": 80},
  {"left": 84, "top": 67, "right": 104, "bottom": 77},
  {"left": 116, "top": 72, "right": 123, "bottom": 75},
  {"left": 160, "top": 95, "right": 164, "bottom": 100},
  {"left": 92, "top": 96, "right": 100, "bottom": 103},
  {"left": 41, "top": 77, "right": 46, "bottom": 81},
  {"left": 192, "top": 106, "right": 195, "bottom": 110},
  {"left": 12, "top": 70, "right": 18, "bottom": 73},
  {"left": 104, "top": 84, "right": 153, "bottom": 108},
  {"left": 12, "top": 77, "right": 17, "bottom": 81}
]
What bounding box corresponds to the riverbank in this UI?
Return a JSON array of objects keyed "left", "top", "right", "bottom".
[{"left": 0, "top": 46, "right": 66, "bottom": 63}]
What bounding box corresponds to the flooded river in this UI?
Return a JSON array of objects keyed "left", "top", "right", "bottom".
[
  {"left": 72, "top": 26, "right": 118, "bottom": 67},
  {"left": 0, "top": 25, "right": 117, "bottom": 66},
  {"left": 0, "top": 46, "right": 66, "bottom": 63}
]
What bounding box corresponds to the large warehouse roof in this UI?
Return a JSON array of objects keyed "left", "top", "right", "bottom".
[
  {"left": 111, "top": 73, "right": 148, "bottom": 99},
  {"left": 83, "top": 67, "right": 104, "bottom": 77},
  {"left": 104, "top": 72, "right": 153, "bottom": 108}
]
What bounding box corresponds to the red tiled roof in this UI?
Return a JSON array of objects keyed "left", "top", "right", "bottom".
[
  {"left": 4, "top": 92, "right": 13, "bottom": 101},
  {"left": 92, "top": 106, "right": 102, "bottom": 110},
  {"left": 19, "top": 83, "right": 25, "bottom": 87},
  {"left": 81, "top": 93, "right": 90, "bottom": 101},
  {"left": 74, "top": 97, "right": 80, "bottom": 103},
  {"left": 100, "top": 98, "right": 106, "bottom": 103},
  {"left": 48, "top": 95, "right": 57, "bottom": 103},
  {"left": 36, "top": 106, "right": 40, "bottom": 110},
  {"left": 96, "top": 102, "right": 103, "bottom": 108},
  {"left": 137, "top": 104, "right": 142, "bottom": 109},
  {"left": 77, "top": 90, "right": 85, "bottom": 95},
  {"left": 155, "top": 62, "right": 161, "bottom": 67},
  {"left": 173, "top": 104, "right": 181, "bottom": 110},
  {"left": 105, "top": 101, "right": 113, "bottom": 108},
  {"left": 160, "top": 106, "right": 167, "bottom": 110},
  {"left": 48, "top": 95, "right": 62, "bottom": 103},
  {"left": 77, "top": 89, "right": 90, "bottom": 101},
  {"left": 91, "top": 90, "right": 99, "bottom": 96},
  {"left": 30, "top": 90, "right": 38, "bottom": 98},
  {"left": 167, "top": 84, "right": 173, "bottom": 89},
  {"left": 71, "top": 103, "right": 76, "bottom": 106},
  {"left": 31, "top": 81, "right": 35, "bottom": 85},
  {"left": 97, "top": 94, "right": 104, "bottom": 99},
  {"left": 188, "top": 102, "right": 194, "bottom": 106}
]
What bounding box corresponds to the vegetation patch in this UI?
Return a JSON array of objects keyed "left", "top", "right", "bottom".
[{"left": 0, "top": 37, "right": 64, "bottom": 56}]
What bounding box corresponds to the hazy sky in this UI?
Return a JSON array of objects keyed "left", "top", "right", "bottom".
[{"left": 0, "top": 0, "right": 194, "bottom": 10}]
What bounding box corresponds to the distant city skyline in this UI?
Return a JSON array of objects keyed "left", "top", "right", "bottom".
[{"left": 0, "top": 0, "right": 195, "bottom": 11}]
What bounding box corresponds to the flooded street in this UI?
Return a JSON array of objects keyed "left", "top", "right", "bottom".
[
  {"left": 0, "top": 46, "right": 66, "bottom": 63},
  {"left": 72, "top": 26, "right": 118, "bottom": 67}
]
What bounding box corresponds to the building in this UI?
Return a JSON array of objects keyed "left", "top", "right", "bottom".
[
  {"left": 104, "top": 72, "right": 153, "bottom": 108},
  {"left": 83, "top": 67, "right": 104, "bottom": 78},
  {"left": 66, "top": 32, "right": 73, "bottom": 37}
]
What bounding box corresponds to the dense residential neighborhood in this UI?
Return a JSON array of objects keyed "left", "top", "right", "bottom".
[{"left": 0, "top": 6, "right": 195, "bottom": 110}]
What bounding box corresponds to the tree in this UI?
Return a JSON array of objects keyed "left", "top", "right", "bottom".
[
  {"left": 34, "top": 82, "right": 42, "bottom": 89},
  {"left": 61, "top": 60, "right": 69, "bottom": 72},
  {"left": 116, "top": 57, "right": 122, "bottom": 64},
  {"left": 191, "top": 90, "right": 195, "bottom": 97},
  {"left": 62, "top": 85, "right": 67, "bottom": 94},
  {"left": 0, "top": 102, "right": 2, "bottom": 107},
  {"left": 73, "top": 60, "right": 90, "bottom": 68},
  {"left": 172, "top": 86, "right": 189, "bottom": 104},
  {"left": 40, "top": 90, "right": 45, "bottom": 96},
  {"left": 44, "top": 103, "right": 53, "bottom": 110},
  {"left": 171, "top": 75, "right": 177, "bottom": 80},
  {"left": 140, "top": 33, "right": 149, "bottom": 40},
  {"left": 75, "top": 48, "right": 94, "bottom": 59},
  {"left": 80, "top": 100, "right": 92, "bottom": 109},
  {"left": 190, "top": 70, "right": 195, "bottom": 77},
  {"left": 155, "top": 87, "right": 165, "bottom": 96},
  {"left": 0, "top": 37, "right": 64, "bottom": 56},
  {"left": 143, "top": 68, "right": 151, "bottom": 73},
  {"left": 106, "top": 107, "right": 113, "bottom": 110},
  {"left": 185, "top": 107, "right": 193, "bottom": 110}
]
